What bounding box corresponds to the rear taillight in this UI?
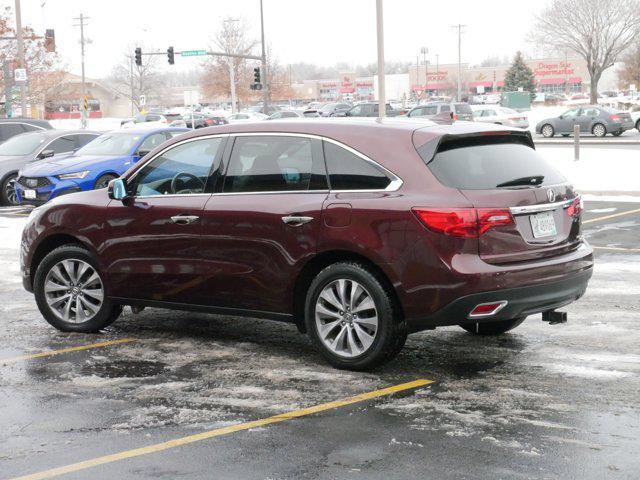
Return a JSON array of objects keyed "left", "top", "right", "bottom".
[
  {"left": 412, "top": 207, "right": 514, "bottom": 238},
  {"left": 206, "top": 119, "right": 215, "bottom": 125},
  {"left": 509, "top": 117, "right": 526, "bottom": 121},
  {"left": 566, "top": 196, "right": 583, "bottom": 218},
  {"left": 609, "top": 114, "right": 621, "bottom": 121},
  {"left": 451, "top": 113, "right": 459, "bottom": 122}
]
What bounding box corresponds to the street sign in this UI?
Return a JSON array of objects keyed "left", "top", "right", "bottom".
[
  {"left": 139, "top": 94, "right": 146, "bottom": 106},
  {"left": 631, "top": 84, "right": 637, "bottom": 92},
  {"left": 181, "top": 50, "right": 206, "bottom": 57},
  {"left": 14, "top": 68, "right": 27, "bottom": 82},
  {"left": 476, "top": 85, "right": 485, "bottom": 94}
]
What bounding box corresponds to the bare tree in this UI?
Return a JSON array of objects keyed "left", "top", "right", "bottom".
[
  {"left": 0, "top": 6, "right": 62, "bottom": 115},
  {"left": 106, "top": 45, "right": 163, "bottom": 113},
  {"left": 618, "top": 42, "right": 640, "bottom": 90},
  {"left": 530, "top": 0, "right": 640, "bottom": 103},
  {"left": 201, "top": 17, "right": 258, "bottom": 106}
]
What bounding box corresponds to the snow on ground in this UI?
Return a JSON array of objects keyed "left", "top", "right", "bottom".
[
  {"left": 536, "top": 146, "right": 640, "bottom": 192},
  {"left": 49, "top": 117, "right": 123, "bottom": 132}
]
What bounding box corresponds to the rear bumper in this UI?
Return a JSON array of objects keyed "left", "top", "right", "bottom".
[{"left": 406, "top": 266, "right": 592, "bottom": 333}]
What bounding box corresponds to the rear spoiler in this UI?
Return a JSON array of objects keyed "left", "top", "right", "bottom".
[{"left": 414, "top": 130, "right": 535, "bottom": 165}]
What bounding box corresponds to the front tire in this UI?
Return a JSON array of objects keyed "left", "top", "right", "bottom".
[
  {"left": 34, "top": 245, "right": 122, "bottom": 332},
  {"left": 541, "top": 124, "right": 554, "bottom": 138},
  {"left": 592, "top": 123, "right": 606, "bottom": 137},
  {"left": 94, "top": 174, "right": 118, "bottom": 190},
  {"left": 459, "top": 317, "right": 526, "bottom": 336},
  {"left": 636, "top": 120, "right": 640, "bottom": 133},
  {"left": 1, "top": 173, "right": 19, "bottom": 206},
  {"left": 305, "top": 262, "right": 406, "bottom": 370}
]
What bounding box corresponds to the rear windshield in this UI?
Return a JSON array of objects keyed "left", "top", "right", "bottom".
[{"left": 423, "top": 139, "right": 566, "bottom": 190}]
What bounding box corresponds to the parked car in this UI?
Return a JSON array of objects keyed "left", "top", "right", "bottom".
[
  {"left": 227, "top": 112, "right": 268, "bottom": 123},
  {"left": 631, "top": 109, "right": 640, "bottom": 132},
  {"left": 15, "top": 128, "right": 188, "bottom": 205},
  {"left": 407, "top": 102, "right": 474, "bottom": 122},
  {"left": 120, "top": 113, "right": 169, "bottom": 128},
  {"left": 183, "top": 113, "right": 229, "bottom": 128},
  {"left": 20, "top": 119, "right": 593, "bottom": 370},
  {"left": 0, "top": 118, "right": 52, "bottom": 144},
  {"left": 248, "top": 104, "right": 281, "bottom": 115},
  {"left": 471, "top": 105, "right": 529, "bottom": 129},
  {"left": 0, "top": 130, "right": 99, "bottom": 206},
  {"left": 267, "top": 110, "right": 320, "bottom": 120},
  {"left": 339, "top": 102, "right": 403, "bottom": 117},
  {"left": 317, "top": 102, "right": 351, "bottom": 117},
  {"left": 535, "top": 106, "right": 635, "bottom": 137}
]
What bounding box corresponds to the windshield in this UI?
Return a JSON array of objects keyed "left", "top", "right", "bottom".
[
  {"left": 0, "top": 132, "right": 48, "bottom": 156},
  {"left": 75, "top": 133, "right": 141, "bottom": 156}
]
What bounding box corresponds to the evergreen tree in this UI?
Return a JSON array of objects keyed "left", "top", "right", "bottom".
[{"left": 503, "top": 51, "right": 537, "bottom": 100}]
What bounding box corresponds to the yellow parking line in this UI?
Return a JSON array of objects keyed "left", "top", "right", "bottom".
[
  {"left": 10, "top": 378, "right": 433, "bottom": 480},
  {"left": 593, "top": 245, "right": 640, "bottom": 253},
  {"left": 0, "top": 338, "right": 137, "bottom": 364},
  {"left": 583, "top": 208, "right": 640, "bottom": 225}
]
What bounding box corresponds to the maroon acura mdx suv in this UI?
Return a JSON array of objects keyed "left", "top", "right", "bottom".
[{"left": 20, "top": 118, "right": 593, "bottom": 370}]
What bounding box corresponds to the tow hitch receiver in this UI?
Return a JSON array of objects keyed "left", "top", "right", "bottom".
[{"left": 542, "top": 310, "right": 567, "bottom": 325}]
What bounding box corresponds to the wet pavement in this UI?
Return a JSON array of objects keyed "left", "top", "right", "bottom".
[{"left": 0, "top": 200, "right": 638, "bottom": 479}]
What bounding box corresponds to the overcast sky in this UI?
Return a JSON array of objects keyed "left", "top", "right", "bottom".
[{"left": 10, "top": 0, "right": 546, "bottom": 78}]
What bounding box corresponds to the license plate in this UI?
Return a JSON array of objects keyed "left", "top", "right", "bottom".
[
  {"left": 530, "top": 211, "right": 557, "bottom": 238},
  {"left": 23, "top": 189, "right": 36, "bottom": 200}
]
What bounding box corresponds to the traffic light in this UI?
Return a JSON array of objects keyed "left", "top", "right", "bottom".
[
  {"left": 44, "top": 29, "right": 55, "bottom": 53},
  {"left": 253, "top": 67, "right": 261, "bottom": 84},
  {"left": 134, "top": 47, "right": 142, "bottom": 66},
  {"left": 167, "top": 46, "right": 175, "bottom": 65}
]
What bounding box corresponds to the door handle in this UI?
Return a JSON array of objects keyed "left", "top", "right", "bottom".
[
  {"left": 170, "top": 215, "right": 199, "bottom": 225},
  {"left": 282, "top": 215, "right": 314, "bottom": 226}
]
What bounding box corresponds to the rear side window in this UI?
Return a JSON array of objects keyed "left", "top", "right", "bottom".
[
  {"left": 422, "top": 138, "right": 566, "bottom": 190},
  {"left": 323, "top": 141, "right": 391, "bottom": 190}
]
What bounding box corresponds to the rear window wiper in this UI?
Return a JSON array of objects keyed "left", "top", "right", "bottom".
[{"left": 496, "top": 175, "right": 544, "bottom": 188}]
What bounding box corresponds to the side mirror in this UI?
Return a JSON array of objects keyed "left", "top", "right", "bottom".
[
  {"left": 108, "top": 178, "right": 128, "bottom": 201},
  {"left": 136, "top": 150, "right": 150, "bottom": 159},
  {"left": 559, "top": 115, "right": 564, "bottom": 119},
  {"left": 37, "top": 149, "right": 55, "bottom": 160}
]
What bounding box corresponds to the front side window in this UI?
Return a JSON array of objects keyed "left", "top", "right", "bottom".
[
  {"left": 348, "top": 105, "right": 362, "bottom": 116},
  {"left": 47, "top": 135, "right": 76, "bottom": 154},
  {"left": 224, "top": 135, "right": 325, "bottom": 193},
  {"left": 130, "top": 137, "right": 224, "bottom": 196},
  {"left": 323, "top": 141, "right": 392, "bottom": 191},
  {"left": 137, "top": 133, "right": 169, "bottom": 155}
]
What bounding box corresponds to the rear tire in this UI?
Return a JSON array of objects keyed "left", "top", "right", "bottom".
[
  {"left": 459, "top": 317, "right": 526, "bottom": 336},
  {"left": 592, "top": 123, "right": 606, "bottom": 137},
  {"left": 34, "top": 245, "right": 122, "bottom": 332},
  {"left": 636, "top": 120, "right": 640, "bottom": 133},
  {"left": 541, "top": 124, "right": 554, "bottom": 138},
  {"left": 305, "top": 262, "right": 406, "bottom": 370}
]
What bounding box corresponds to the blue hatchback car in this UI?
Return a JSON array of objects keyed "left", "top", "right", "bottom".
[{"left": 16, "top": 128, "right": 188, "bottom": 205}]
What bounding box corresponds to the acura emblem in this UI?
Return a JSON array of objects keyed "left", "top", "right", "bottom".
[
  {"left": 547, "top": 189, "right": 555, "bottom": 202},
  {"left": 27, "top": 179, "right": 37, "bottom": 188}
]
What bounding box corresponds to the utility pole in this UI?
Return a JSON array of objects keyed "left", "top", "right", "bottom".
[
  {"left": 73, "top": 13, "right": 89, "bottom": 128},
  {"left": 224, "top": 18, "right": 240, "bottom": 114},
  {"left": 259, "top": 0, "right": 268, "bottom": 113},
  {"left": 376, "top": 0, "right": 385, "bottom": 118},
  {"left": 14, "top": 0, "right": 28, "bottom": 117},
  {"left": 435, "top": 53, "right": 439, "bottom": 95},
  {"left": 421, "top": 46, "right": 428, "bottom": 95},
  {"left": 452, "top": 24, "right": 466, "bottom": 101}
]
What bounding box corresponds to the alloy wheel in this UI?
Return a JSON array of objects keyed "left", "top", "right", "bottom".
[
  {"left": 44, "top": 259, "right": 104, "bottom": 323},
  {"left": 4, "top": 176, "right": 18, "bottom": 205},
  {"left": 541, "top": 125, "right": 554, "bottom": 137},
  {"left": 593, "top": 124, "right": 606, "bottom": 137},
  {"left": 315, "top": 279, "right": 379, "bottom": 358}
]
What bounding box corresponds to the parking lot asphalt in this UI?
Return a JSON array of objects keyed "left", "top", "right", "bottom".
[{"left": 0, "top": 200, "right": 638, "bottom": 480}]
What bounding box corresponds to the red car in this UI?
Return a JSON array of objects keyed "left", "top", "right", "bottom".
[{"left": 21, "top": 119, "right": 593, "bottom": 370}]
